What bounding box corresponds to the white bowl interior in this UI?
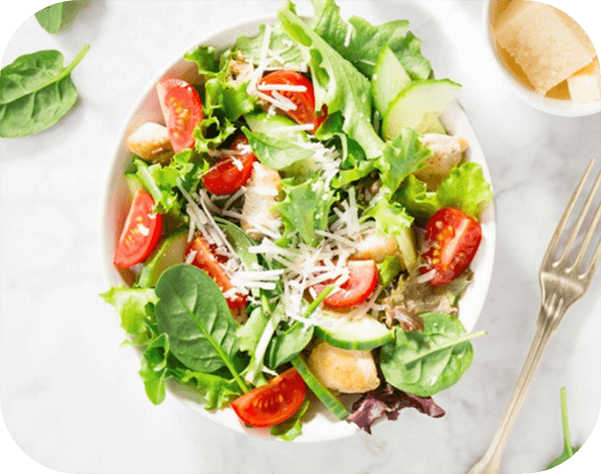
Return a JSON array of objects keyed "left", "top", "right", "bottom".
[
  {"left": 100, "top": 15, "right": 496, "bottom": 442},
  {"left": 482, "top": 0, "right": 601, "bottom": 117}
]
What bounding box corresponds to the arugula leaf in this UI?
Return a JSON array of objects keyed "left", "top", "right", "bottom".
[
  {"left": 546, "top": 387, "right": 580, "bottom": 470},
  {"left": 270, "top": 398, "right": 310, "bottom": 441},
  {"left": 0, "top": 44, "right": 89, "bottom": 137},
  {"left": 380, "top": 313, "right": 486, "bottom": 397},
  {"left": 154, "top": 265, "right": 249, "bottom": 393},
  {"left": 243, "top": 127, "right": 315, "bottom": 170},
  {"left": 275, "top": 176, "right": 336, "bottom": 246},
  {"left": 395, "top": 162, "right": 493, "bottom": 220},
  {"left": 311, "top": 0, "right": 431, "bottom": 79},
  {"left": 278, "top": 8, "right": 385, "bottom": 160}
]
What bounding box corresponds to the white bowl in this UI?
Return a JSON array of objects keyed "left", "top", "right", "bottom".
[
  {"left": 100, "top": 15, "right": 497, "bottom": 442},
  {"left": 483, "top": 0, "right": 601, "bottom": 117}
]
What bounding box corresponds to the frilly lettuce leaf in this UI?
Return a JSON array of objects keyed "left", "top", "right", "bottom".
[
  {"left": 395, "top": 162, "right": 493, "bottom": 220},
  {"left": 278, "top": 7, "right": 385, "bottom": 160},
  {"left": 311, "top": 0, "right": 431, "bottom": 79},
  {"left": 362, "top": 194, "right": 414, "bottom": 238},
  {"left": 275, "top": 176, "right": 337, "bottom": 246}
]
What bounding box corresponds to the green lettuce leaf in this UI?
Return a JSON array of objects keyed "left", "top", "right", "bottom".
[
  {"left": 234, "top": 22, "right": 304, "bottom": 66},
  {"left": 275, "top": 176, "right": 337, "bottom": 246},
  {"left": 184, "top": 45, "right": 221, "bottom": 78},
  {"left": 377, "top": 128, "right": 433, "bottom": 196},
  {"left": 311, "top": 0, "right": 431, "bottom": 79},
  {"left": 395, "top": 162, "right": 493, "bottom": 220},
  {"left": 100, "top": 286, "right": 158, "bottom": 346},
  {"left": 362, "top": 195, "right": 414, "bottom": 238},
  {"left": 278, "top": 7, "right": 385, "bottom": 160},
  {"left": 173, "top": 368, "right": 243, "bottom": 410},
  {"left": 270, "top": 398, "right": 310, "bottom": 441}
]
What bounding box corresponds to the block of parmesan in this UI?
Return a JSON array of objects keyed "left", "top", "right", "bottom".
[
  {"left": 495, "top": 0, "right": 597, "bottom": 95},
  {"left": 567, "top": 57, "right": 601, "bottom": 102}
]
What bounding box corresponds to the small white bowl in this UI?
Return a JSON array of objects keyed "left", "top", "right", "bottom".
[
  {"left": 100, "top": 14, "right": 497, "bottom": 442},
  {"left": 483, "top": 0, "right": 601, "bottom": 117}
]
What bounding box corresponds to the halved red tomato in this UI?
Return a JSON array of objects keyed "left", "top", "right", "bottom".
[
  {"left": 421, "top": 207, "right": 482, "bottom": 286},
  {"left": 187, "top": 235, "right": 247, "bottom": 309},
  {"left": 231, "top": 368, "right": 306, "bottom": 427},
  {"left": 156, "top": 77, "right": 203, "bottom": 153},
  {"left": 114, "top": 190, "right": 163, "bottom": 268},
  {"left": 258, "top": 70, "right": 327, "bottom": 133},
  {"left": 311, "top": 260, "right": 378, "bottom": 308},
  {"left": 202, "top": 135, "right": 256, "bottom": 195}
]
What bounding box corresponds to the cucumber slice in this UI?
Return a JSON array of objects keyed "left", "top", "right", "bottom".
[
  {"left": 394, "top": 225, "right": 418, "bottom": 272},
  {"left": 313, "top": 312, "right": 393, "bottom": 351},
  {"left": 383, "top": 79, "right": 461, "bottom": 141},
  {"left": 291, "top": 355, "right": 350, "bottom": 420},
  {"left": 415, "top": 112, "right": 448, "bottom": 135},
  {"left": 138, "top": 228, "right": 188, "bottom": 288},
  {"left": 372, "top": 45, "right": 411, "bottom": 117},
  {"left": 244, "top": 113, "right": 308, "bottom": 142}
]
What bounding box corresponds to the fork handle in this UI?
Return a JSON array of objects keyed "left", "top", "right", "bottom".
[{"left": 467, "top": 305, "right": 562, "bottom": 474}]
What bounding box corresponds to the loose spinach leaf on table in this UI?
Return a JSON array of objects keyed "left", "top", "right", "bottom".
[
  {"left": 380, "top": 312, "right": 486, "bottom": 397},
  {"left": 154, "top": 264, "right": 249, "bottom": 393},
  {"left": 546, "top": 387, "right": 580, "bottom": 470},
  {"left": 0, "top": 43, "right": 89, "bottom": 137}
]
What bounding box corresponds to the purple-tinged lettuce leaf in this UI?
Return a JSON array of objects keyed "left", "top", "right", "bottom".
[{"left": 347, "top": 383, "right": 445, "bottom": 434}]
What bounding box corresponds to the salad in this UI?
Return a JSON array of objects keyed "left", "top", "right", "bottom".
[{"left": 102, "top": 0, "right": 493, "bottom": 440}]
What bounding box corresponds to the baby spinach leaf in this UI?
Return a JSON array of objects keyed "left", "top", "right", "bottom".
[
  {"left": 154, "top": 264, "right": 249, "bottom": 393},
  {"left": 266, "top": 322, "right": 314, "bottom": 369},
  {"left": 35, "top": 3, "right": 65, "bottom": 34},
  {"left": 380, "top": 312, "right": 486, "bottom": 397},
  {"left": 546, "top": 387, "right": 580, "bottom": 470},
  {"left": 243, "top": 128, "right": 315, "bottom": 170},
  {"left": 0, "top": 43, "right": 89, "bottom": 137}
]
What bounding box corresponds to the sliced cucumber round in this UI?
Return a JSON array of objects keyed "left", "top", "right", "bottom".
[
  {"left": 313, "top": 312, "right": 393, "bottom": 351},
  {"left": 244, "top": 113, "right": 308, "bottom": 142},
  {"left": 383, "top": 79, "right": 461, "bottom": 141},
  {"left": 291, "top": 355, "right": 350, "bottom": 420},
  {"left": 372, "top": 45, "right": 411, "bottom": 118},
  {"left": 138, "top": 228, "right": 188, "bottom": 288}
]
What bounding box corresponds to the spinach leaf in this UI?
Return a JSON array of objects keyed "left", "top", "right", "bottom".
[
  {"left": 35, "top": 3, "right": 65, "bottom": 34},
  {"left": 546, "top": 387, "right": 580, "bottom": 470},
  {"left": 0, "top": 43, "right": 89, "bottom": 137},
  {"left": 266, "top": 322, "right": 314, "bottom": 369},
  {"left": 242, "top": 128, "right": 315, "bottom": 170},
  {"left": 270, "top": 398, "right": 310, "bottom": 441},
  {"left": 380, "top": 312, "right": 486, "bottom": 397},
  {"left": 154, "top": 264, "right": 249, "bottom": 393}
]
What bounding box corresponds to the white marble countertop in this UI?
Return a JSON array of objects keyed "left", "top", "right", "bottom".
[{"left": 1, "top": 1, "right": 600, "bottom": 473}]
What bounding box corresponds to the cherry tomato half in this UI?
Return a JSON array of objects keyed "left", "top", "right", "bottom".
[
  {"left": 156, "top": 77, "right": 204, "bottom": 153},
  {"left": 113, "top": 189, "right": 163, "bottom": 268},
  {"left": 186, "top": 234, "right": 247, "bottom": 310},
  {"left": 231, "top": 368, "right": 307, "bottom": 427},
  {"left": 421, "top": 207, "right": 482, "bottom": 286},
  {"left": 258, "top": 70, "right": 327, "bottom": 133},
  {"left": 312, "top": 260, "right": 378, "bottom": 308},
  {"left": 202, "top": 135, "right": 256, "bottom": 195}
]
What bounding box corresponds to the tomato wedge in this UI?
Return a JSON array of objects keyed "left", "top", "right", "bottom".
[
  {"left": 231, "top": 368, "right": 306, "bottom": 427},
  {"left": 156, "top": 77, "right": 203, "bottom": 153},
  {"left": 114, "top": 189, "right": 163, "bottom": 268},
  {"left": 257, "top": 70, "right": 327, "bottom": 133},
  {"left": 312, "top": 260, "right": 378, "bottom": 308},
  {"left": 421, "top": 207, "right": 482, "bottom": 286},
  {"left": 202, "top": 135, "right": 256, "bottom": 195},
  {"left": 186, "top": 235, "right": 247, "bottom": 309}
]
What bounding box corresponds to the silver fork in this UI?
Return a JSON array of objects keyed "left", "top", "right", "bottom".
[{"left": 467, "top": 159, "right": 601, "bottom": 474}]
